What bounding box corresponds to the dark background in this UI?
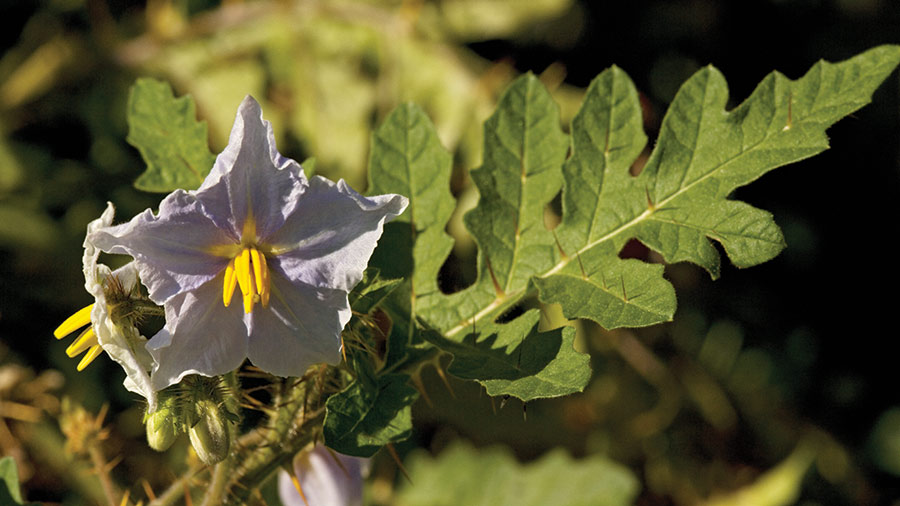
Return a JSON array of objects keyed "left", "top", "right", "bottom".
[{"left": 2, "top": 0, "right": 899, "bottom": 504}]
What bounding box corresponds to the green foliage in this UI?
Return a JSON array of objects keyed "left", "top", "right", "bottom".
[
  {"left": 323, "top": 373, "right": 418, "bottom": 457},
  {"left": 0, "top": 457, "right": 40, "bottom": 506},
  {"left": 394, "top": 442, "right": 638, "bottom": 506},
  {"left": 421, "top": 311, "right": 589, "bottom": 400},
  {"left": 339, "top": 45, "right": 900, "bottom": 454},
  {"left": 868, "top": 407, "right": 900, "bottom": 476},
  {"left": 127, "top": 78, "right": 216, "bottom": 192},
  {"left": 410, "top": 45, "right": 897, "bottom": 396},
  {"left": 119, "top": 43, "right": 900, "bottom": 489}
]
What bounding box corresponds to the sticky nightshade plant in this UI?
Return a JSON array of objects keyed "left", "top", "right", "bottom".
[
  {"left": 90, "top": 96, "right": 408, "bottom": 391},
  {"left": 53, "top": 203, "right": 158, "bottom": 410}
]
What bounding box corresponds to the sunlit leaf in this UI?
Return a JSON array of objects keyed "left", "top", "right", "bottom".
[
  {"left": 395, "top": 442, "right": 638, "bottom": 506},
  {"left": 0, "top": 457, "right": 40, "bottom": 506},
  {"left": 127, "top": 78, "right": 216, "bottom": 192},
  {"left": 402, "top": 46, "right": 900, "bottom": 403}
]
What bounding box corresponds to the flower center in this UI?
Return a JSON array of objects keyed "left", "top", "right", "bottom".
[{"left": 223, "top": 246, "right": 271, "bottom": 313}]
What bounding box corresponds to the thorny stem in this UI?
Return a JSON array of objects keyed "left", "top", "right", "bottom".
[
  {"left": 146, "top": 370, "right": 331, "bottom": 506},
  {"left": 200, "top": 455, "right": 234, "bottom": 506},
  {"left": 147, "top": 465, "right": 204, "bottom": 506},
  {"left": 222, "top": 373, "right": 329, "bottom": 505},
  {"left": 88, "top": 441, "right": 120, "bottom": 506}
]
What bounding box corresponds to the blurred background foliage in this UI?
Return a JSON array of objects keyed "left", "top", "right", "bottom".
[{"left": 2, "top": 0, "right": 900, "bottom": 504}]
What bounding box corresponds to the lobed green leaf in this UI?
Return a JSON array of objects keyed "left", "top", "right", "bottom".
[
  {"left": 412, "top": 46, "right": 900, "bottom": 401},
  {"left": 423, "top": 310, "right": 590, "bottom": 401},
  {"left": 322, "top": 374, "right": 418, "bottom": 458},
  {"left": 353, "top": 46, "right": 900, "bottom": 425},
  {"left": 395, "top": 442, "right": 638, "bottom": 506},
  {"left": 127, "top": 78, "right": 216, "bottom": 192}
]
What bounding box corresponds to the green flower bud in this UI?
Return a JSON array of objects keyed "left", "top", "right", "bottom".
[
  {"left": 145, "top": 395, "right": 180, "bottom": 452},
  {"left": 189, "top": 399, "right": 231, "bottom": 465}
]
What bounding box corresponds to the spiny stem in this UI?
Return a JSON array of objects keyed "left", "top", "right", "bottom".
[
  {"left": 87, "top": 442, "right": 120, "bottom": 506},
  {"left": 200, "top": 455, "right": 234, "bottom": 506},
  {"left": 147, "top": 465, "right": 204, "bottom": 506},
  {"left": 222, "top": 374, "right": 330, "bottom": 505}
]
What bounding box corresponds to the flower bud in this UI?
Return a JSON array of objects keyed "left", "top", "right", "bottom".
[
  {"left": 145, "top": 395, "right": 180, "bottom": 452},
  {"left": 188, "top": 399, "right": 231, "bottom": 465}
]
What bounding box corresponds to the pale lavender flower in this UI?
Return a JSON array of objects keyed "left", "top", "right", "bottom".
[
  {"left": 278, "top": 445, "right": 368, "bottom": 506},
  {"left": 90, "top": 96, "right": 407, "bottom": 390},
  {"left": 54, "top": 203, "right": 157, "bottom": 410}
]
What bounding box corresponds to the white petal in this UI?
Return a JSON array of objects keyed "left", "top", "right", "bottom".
[
  {"left": 268, "top": 176, "right": 408, "bottom": 293},
  {"left": 147, "top": 275, "right": 249, "bottom": 391},
  {"left": 246, "top": 275, "right": 345, "bottom": 377},
  {"left": 278, "top": 446, "right": 367, "bottom": 506}
]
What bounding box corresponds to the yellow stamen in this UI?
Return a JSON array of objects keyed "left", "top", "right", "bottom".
[
  {"left": 250, "top": 247, "right": 264, "bottom": 295},
  {"left": 54, "top": 304, "right": 94, "bottom": 339},
  {"left": 235, "top": 248, "right": 252, "bottom": 299},
  {"left": 77, "top": 344, "right": 104, "bottom": 371},
  {"left": 258, "top": 251, "right": 270, "bottom": 307},
  {"left": 289, "top": 471, "right": 310, "bottom": 506},
  {"left": 223, "top": 257, "right": 238, "bottom": 307},
  {"left": 243, "top": 291, "right": 255, "bottom": 314},
  {"left": 223, "top": 240, "right": 271, "bottom": 313},
  {"left": 66, "top": 327, "right": 98, "bottom": 358}
]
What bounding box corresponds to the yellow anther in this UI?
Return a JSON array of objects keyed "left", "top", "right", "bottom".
[
  {"left": 66, "top": 327, "right": 98, "bottom": 358},
  {"left": 224, "top": 243, "right": 271, "bottom": 313},
  {"left": 289, "top": 471, "right": 309, "bottom": 506},
  {"left": 243, "top": 291, "right": 255, "bottom": 314},
  {"left": 77, "top": 344, "right": 104, "bottom": 371},
  {"left": 235, "top": 248, "right": 252, "bottom": 299},
  {"left": 258, "top": 251, "right": 270, "bottom": 307},
  {"left": 223, "top": 257, "right": 238, "bottom": 307},
  {"left": 250, "top": 247, "right": 264, "bottom": 295},
  {"left": 54, "top": 304, "right": 94, "bottom": 339}
]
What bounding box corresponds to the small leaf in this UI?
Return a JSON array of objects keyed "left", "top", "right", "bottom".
[
  {"left": 368, "top": 102, "right": 455, "bottom": 299},
  {"left": 463, "top": 73, "right": 568, "bottom": 296},
  {"left": 423, "top": 310, "right": 590, "bottom": 401},
  {"left": 535, "top": 254, "right": 676, "bottom": 329},
  {"left": 349, "top": 268, "right": 403, "bottom": 315},
  {"left": 367, "top": 103, "right": 455, "bottom": 372},
  {"left": 300, "top": 157, "right": 317, "bottom": 179},
  {"left": 0, "top": 457, "right": 40, "bottom": 506},
  {"left": 395, "top": 442, "right": 638, "bottom": 506},
  {"left": 323, "top": 374, "right": 418, "bottom": 457},
  {"left": 127, "top": 78, "right": 216, "bottom": 192}
]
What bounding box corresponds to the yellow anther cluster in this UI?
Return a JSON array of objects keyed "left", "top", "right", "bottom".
[
  {"left": 53, "top": 304, "right": 103, "bottom": 371},
  {"left": 223, "top": 246, "right": 270, "bottom": 313}
]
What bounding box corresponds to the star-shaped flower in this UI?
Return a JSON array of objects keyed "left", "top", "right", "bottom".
[
  {"left": 90, "top": 96, "right": 407, "bottom": 390},
  {"left": 54, "top": 203, "right": 157, "bottom": 409}
]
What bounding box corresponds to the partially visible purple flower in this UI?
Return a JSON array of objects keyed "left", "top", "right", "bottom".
[
  {"left": 278, "top": 445, "right": 368, "bottom": 506},
  {"left": 90, "top": 96, "right": 407, "bottom": 390},
  {"left": 54, "top": 203, "right": 157, "bottom": 410}
]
